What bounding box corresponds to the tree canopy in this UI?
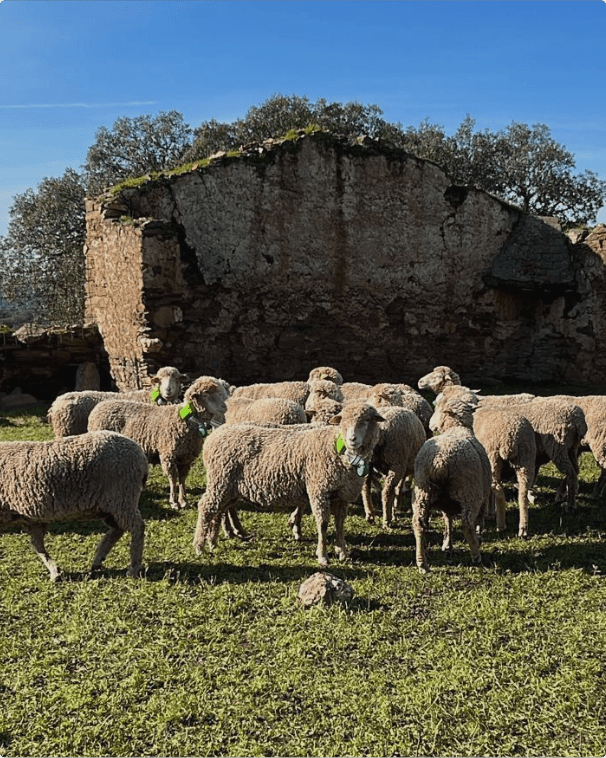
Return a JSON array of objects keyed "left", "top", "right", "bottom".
[
  {"left": 0, "top": 168, "right": 86, "bottom": 326},
  {"left": 84, "top": 110, "right": 192, "bottom": 197}
]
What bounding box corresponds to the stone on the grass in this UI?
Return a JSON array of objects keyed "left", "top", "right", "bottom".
[{"left": 298, "top": 572, "right": 354, "bottom": 607}]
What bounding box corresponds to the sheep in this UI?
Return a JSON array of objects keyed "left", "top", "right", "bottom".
[
  {"left": 88, "top": 376, "right": 227, "bottom": 510},
  {"left": 396, "top": 389, "right": 434, "bottom": 438},
  {"left": 225, "top": 396, "right": 307, "bottom": 426},
  {"left": 304, "top": 378, "right": 344, "bottom": 413},
  {"left": 434, "top": 384, "right": 535, "bottom": 408},
  {"left": 48, "top": 366, "right": 188, "bottom": 437},
  {"left": 547, "top": 395, "right": 606, "bottom": 499},
  {"left": 430, "top": 392, "right": 537, "bottom": 537},
  {"left": 417, "top": 366, "right": 462, "bottom": 396},
  {"left": 307, "top": 366, "right": 344, "bottom": 385},
  {"left": 340, "top": 382, "right": 374, "bottom": 402},
  {"left": 230, "top": 380, "right": 310, "bottom": 406},
  {"left": 193, "top": 402, "right": 385, "bottom": 566},
  {"left": 360, "top": 406, "right": 427, "bottom": 527},
  {"left": 436, "top": 386, "right": 586, "bottom": 514},
  {"left": 413, "top": 420, "right": 492, "bottom": 573},
  {"left": 0, "top": 430, "right": 148, "bottom": 581}
]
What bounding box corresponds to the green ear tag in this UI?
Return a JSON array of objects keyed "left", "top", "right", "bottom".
[
  {"left": 150, "top": 387, "right": 161, "bottom": 403},
  {"left": 334, "top": 434, "right": 347, "bottom": 455},
  {"left": 179, "top": 403, "right": 194, "bottom": 420}
]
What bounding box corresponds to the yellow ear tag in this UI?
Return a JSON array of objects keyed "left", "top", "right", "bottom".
[
  {"left": 334, "top": 435, "right": 347, "bottom": 455},
  {"left": 179, "top": 403, "right": 194, "bottom": 420}
]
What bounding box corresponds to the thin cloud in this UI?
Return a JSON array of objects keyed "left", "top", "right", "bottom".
[{"left": 0, "top": 101, "right": 157, "bottom": 109}]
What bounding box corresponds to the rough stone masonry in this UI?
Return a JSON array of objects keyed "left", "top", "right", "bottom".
[{"left": 84, "top": 130, "right": 606, "bottom": 390}]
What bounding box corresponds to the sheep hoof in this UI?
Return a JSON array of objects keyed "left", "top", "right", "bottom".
[
  {"left": 417, "top": 564, "right": 430, "bottom": 574},
  {"left": 365, "top": 515, "right": 375, "bottom": 525},
  {"left": 317, "top": 557, "right": 329, "bottom": 567},
  {"left": 127, "top": 567, "right": 143, "bottom": 579},
  {"left": 50, "top": 570, "right": 63, "bottom": 583}
]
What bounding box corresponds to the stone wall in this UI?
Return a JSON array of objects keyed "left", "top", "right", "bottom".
[
  {"left": 84, "top": 131, "right": 606, "bottom": 388},
  {"left": 0, "top": 324, "right": 111, "bottom": 400}
]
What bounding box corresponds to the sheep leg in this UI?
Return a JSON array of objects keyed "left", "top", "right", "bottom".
[
  {"left": 27, "top": 523, "right": 61, "bottom": 582},
  {"left": 396, "top": 476, "right": 413, "bottom": 514},
  {"left": 361, "top": 471, "right": 376, "bottom": 524},
  {"left": 288, "top": 504, "right": 306, "bottom": 541},
  {"left": 309, "top": 494, "right": 331, "bottom": 566},
  {"left": 553, "top": 450, "right": 578, "bottom": 511},
  {"left": 177, "top": 463, "right": 193, "bottom": 510},
  {"left": 160, "top": 456, "right": 184, "bottom": 510},
  {"left": 382, "top": 471, "right": 402, "bottom": 528},
  {"left": 441, "top": 513, "right": 454, "bottom": 554},
  {"left": 222, "top": 505, "right": 250, "bottom": 540},
  {"left": 331, "top": 498, "right": 350, "bottom": 562},
  {"left": 592, "top": 467, "right": 606, "bottom": 499},
  {"left": 193, "top": 491, "right": 225, "bottom": 554},
  {"left": 91, "top": 520, "right": 126, "bottom": 573},
  {"left": 515, "top": 466, "right": 532, "bottom": 538},
  {"left": 412, "top": 490, "right": 431, "bottom": 573},
  {"left": 461, "top": 513, "right": 482, "bottom": 566}
]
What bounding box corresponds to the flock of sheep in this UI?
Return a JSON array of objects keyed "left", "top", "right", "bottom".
[{"left": 2, "top": 362, "right": 604, "bottom": 581}]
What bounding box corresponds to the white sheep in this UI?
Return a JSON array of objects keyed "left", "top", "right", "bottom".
[
  {"left": 0, "top": 431, "right": 148, "bottom": 581},
  {"left": 430, "top": 390, "right": 537, "bottom": 537},
  {"left": 88, "top": 376, "right": 227, "bottom": 510},
  {"left": 48, "top": 366, "right": 189, "bottom": 437},
  {"left": 307, "top": 366, "right": 344, "bottom": 385},
  {"left": 413, "top": 422, "right": 492, "bottom": 573},
  {"left": 361, "top": 406, "right": 426, "bottom": 527},
  {"left": 230, "top": 380, "right": 310, "bottom": 406},
  {"left": 225, "top": 396, "right": 307, "bottom": 425},
  {"left": 417, "top": 366, "right": 462, "bottom": 396},
  {"left": 304, "top": 379, "right": 344, "bottom": 413},
  {"left": 437, "top": 386, "right": 586, "bottom": 514},
  {"left": 193, "top": 402, "right": 385, "bottom": 566},
  {"left": 546, "top": 395, "right": 606, "bottom": 500}
]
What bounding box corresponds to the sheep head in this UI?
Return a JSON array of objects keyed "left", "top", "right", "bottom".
[
  {"left": 308, "top": 366, "right": 344, "bottom": 385},
  {"left": 417, "top": 366, "right": 462, "bottom": 394},
  {"left": 329, "top": 402, "right": 385, "bottom": 458},
  {"left": 183, "top": 376, "right": 227, "bottom": 425},
  {"left": 429, "top": 397, "right": 476, "bottom": 433},
  {"left": 150, "top": 366, "right": 189, "bottom": 404}
]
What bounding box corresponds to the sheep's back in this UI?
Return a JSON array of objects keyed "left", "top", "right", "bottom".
[
  {"left": 203, "top": 423, "right": 363, "bottom": 508},
  {"left": 231, "top": 381, "right": 309, "bottom": 405},
  {"left": 414, "top": 428, "right": 491, "bottom": 506},
  {"left": 0, "top": 431, "right": 147, "bottom": 523},
  {"left": 472, "top": 407, "right": 537, "bottom": 467}
]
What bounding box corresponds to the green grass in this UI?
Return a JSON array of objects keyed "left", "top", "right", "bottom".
[{"left": 3, "top": 402, "right": 606, "bottom": 756}]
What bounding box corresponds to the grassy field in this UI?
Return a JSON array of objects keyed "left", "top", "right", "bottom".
[{"left": 2, "top": 398, "right": 606, "bottom": 757}]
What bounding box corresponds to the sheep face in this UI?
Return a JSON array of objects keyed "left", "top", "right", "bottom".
[
  {"left": 184, "top": 378, "right": 227, "bottom": 425},
  {"left": 418, "top": 366, "right": 461, "bottom": 394},
  {"left": 330, "top": 403, "right": 385, "bottom": 453},
  {"left": 151, "top": 367, "right": 188, "bottom": 404},
  {"left": 305, "top": 379, "right": 344, "bottom": 410}
]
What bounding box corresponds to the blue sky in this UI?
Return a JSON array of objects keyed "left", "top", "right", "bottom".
[{"left": 1, "top": 0, "right": 605, "bottom": 237}]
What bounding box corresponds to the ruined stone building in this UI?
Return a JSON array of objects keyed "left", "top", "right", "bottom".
[{"left": 84, "top": 130, "right": 606, "bottom": 390}]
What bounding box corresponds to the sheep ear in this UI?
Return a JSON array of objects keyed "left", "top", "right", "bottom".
[
  {"left": 329, "top": 414, "right": 342, "bottom": 426},
  {"left": 306, "top": 409, "right": 316, "bottom": 419},
  {"left": 374, "top": 413, "right": 386, "bottom": 422},
  {"left": 150, "top": 375, "right": 160, "bottom": 386}
]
